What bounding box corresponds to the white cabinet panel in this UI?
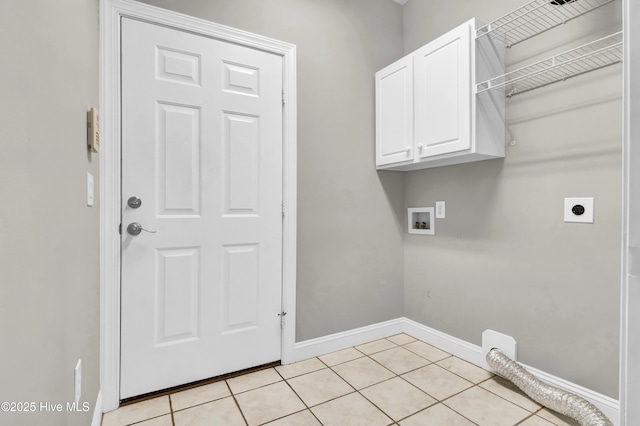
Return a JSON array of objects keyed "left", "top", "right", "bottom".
[
  {"left": 415, "top": 23, "right": 471, "bottom": 158},
  {"left": 375, "top": 18, "right": 504, "bottom": 171},
  {"left": 375, "top": 55, "right": 414, "bottom": 167}
]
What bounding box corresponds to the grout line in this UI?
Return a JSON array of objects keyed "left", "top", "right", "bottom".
[
  {"left": 317, "top": 349, "right": 366, "bottom": 368},
  {"left": 225, "top": 380, "right": 249, "bottom": 426},
  {"left": 430, "top": 360, "right": 487, "bottom": 386},
  {"left": 514, "top": 412, "right": 538, "bottom": 425},
  {"left": 168, "top": 395, "right": 175, "bottom": 426},
  {"left": 478, "top": 378, "right": 545, "bottom": 414},
  {"left": 278, "top": 370, "right": 326, "bottom": 424}
]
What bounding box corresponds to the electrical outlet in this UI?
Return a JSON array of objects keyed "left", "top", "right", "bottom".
[
  {"left": 564, "top": 197, "right": 594, "bottom": 223},
  {"left": 436, "top": 201, "right": 446, "bottom": 218},
  {"left": 74, "top": 359, "right": 82, "bottom": 404}
]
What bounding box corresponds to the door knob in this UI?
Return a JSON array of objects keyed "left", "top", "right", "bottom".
[{"left": 126, "top": 222, "right": 157, "bottom": 236}]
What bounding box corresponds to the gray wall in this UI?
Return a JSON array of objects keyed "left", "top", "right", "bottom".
[
  {"left": 402, "top": 0, "right": 622, "bottom": 398},
  {"left": 137, "top": 0, "right": 407, "bottom": 342},
  {"left": 0, "top": 1, "right": 100, "bottom": 425},
  {"left": 0, "top": 0, "right": 622, "bottom": 419}
]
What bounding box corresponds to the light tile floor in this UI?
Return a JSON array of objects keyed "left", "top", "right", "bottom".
[{"left": 101, "top": 334, "right": 580, "bottom": 426}]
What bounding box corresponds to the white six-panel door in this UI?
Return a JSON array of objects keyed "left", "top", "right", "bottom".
[{"left": 120, "top": 17, "right": 284, "bottom": 399}]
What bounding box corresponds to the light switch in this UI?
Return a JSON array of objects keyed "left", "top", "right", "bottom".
[{"left": 87, "top": 173, "right": 94, "bottom": 207}]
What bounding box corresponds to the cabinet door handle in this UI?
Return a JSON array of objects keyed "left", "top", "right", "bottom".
[
  {"left": 417, "top": 144, "right": 424, "bottom": 151},
  {"left": 404, "top": 146, "right": 411, "bottom": 153}
]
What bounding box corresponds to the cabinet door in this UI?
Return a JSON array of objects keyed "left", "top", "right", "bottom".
[
  {"left": 375, "top": 55, "right": 414, "bottom": 167},
  {"left": 414, "top": 21, "right": 471, "bottom": 158}
]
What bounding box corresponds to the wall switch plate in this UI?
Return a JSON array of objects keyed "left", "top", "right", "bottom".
[
  {"left": 436, "top": 201, "right": 445, "bottom": 218},
  {"left": 74, "top": 359, "right": 82, "bottom": 404},
  {"left": 564, "top": 197, "right": 594, "bottom": 223},
  {"left": 87, "top": 173, "right": 94, "bottom": 207}
]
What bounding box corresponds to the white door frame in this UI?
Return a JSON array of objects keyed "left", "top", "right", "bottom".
[
  {"left": 620, "top": 0, "right": 639, "bottom": 424},
  {"left": 99, "top": 0, "right": 297, "bottom": 411}
]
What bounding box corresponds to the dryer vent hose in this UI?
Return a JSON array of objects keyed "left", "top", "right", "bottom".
[{"left": 485, "top": 349, "right": 613, "bottom": 426}]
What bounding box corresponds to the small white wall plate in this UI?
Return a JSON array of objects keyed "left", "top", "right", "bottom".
[
  {"left": 564, "top": 197, "right": 594, "bottom": 223},
  {"left": 482, "top": 329, "right": 517, "bottom": 372}
]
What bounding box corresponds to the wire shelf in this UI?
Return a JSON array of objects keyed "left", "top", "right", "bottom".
[
  {"left": 476, "top": 0, "right": 615, "bottom": 48},
  {"left": 476, "top": 32, "right": 622, "bottom": 97}
]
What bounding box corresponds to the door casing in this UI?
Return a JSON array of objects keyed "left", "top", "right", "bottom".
[{"left": 99, "top": 0, "right": 297, "bottom": 411}]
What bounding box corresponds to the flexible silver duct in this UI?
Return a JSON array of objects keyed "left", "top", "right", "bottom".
[{"left": 485, "top": 349, "right": 613, "bottom": 426}]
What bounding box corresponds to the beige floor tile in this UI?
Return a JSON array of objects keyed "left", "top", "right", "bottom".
[
  {"left": 360, "top": 377, "right": 436, "bottom": 421},
  {"left": 519, "top": 415, "right": 558, "bottom": 426},
  {"left": 355, "top": 338, "right": 397, "bottom": 355},
  {"left": 399, "top": 403, "right": 475, "bottom": 426},
  {"left": 402, "top": 364, "right": 473, "bottom": 401},
  {"left": 536, "top": 408, "right": 580, "bottom": 425},
  {"left": 387, "top": 333, "right": 417, "bottom": 346},
  {"left": 227, "top": 368, "right": 282, "bottom": 394},
  {"left": 437, "top": 356, "right": 494, "bottom": 384},
  {"left": 311, "top": 392, "right": 393, "bottom": 426},
  {"left": 403, "top": 340, "right": 450, "bottom": 362},
  {"left": 235, "top": 381, "right": 305, "bottom": 426},
  {"left": 479, "top": 376, "right": 541, "bottom": 412},
  {"left": 173, "top": 397, "right": 245, "bottom": 426},
  {"left": 332, "top": 356, "right": 395, "bottom": 390},
  {"left": 275, "top": 357, "right": 325, "bottom": 379},
  {"left": 170, "top": 380, "right": 230, "bottom": 411},
  {"left": 135, "top": 415, "right": 173, "bottom": 426},
  {"left": 319, "top": 347, "right": 365, "bottom": 367},
  {"left": 287, "top": 368, "right": 354, "bottom": 407},
  {"left": 370, "top": 347, "right": 430, "bottom": 375},
  {"left": 265, "top": 409, "right": 321, "bottom": 425},
  {"left": 444, "top": 386, "right": 531, "bottom": 426},
  {"left": 101, "top": 396, "right": 170, "bottom": 426}
]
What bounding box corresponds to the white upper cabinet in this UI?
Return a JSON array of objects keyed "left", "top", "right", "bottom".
[{"left": 375, "top": 18, "right": 505, "bottom": 171}]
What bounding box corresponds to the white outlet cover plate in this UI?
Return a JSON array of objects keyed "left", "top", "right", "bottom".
[
  {"left": 435, "top": 201, "right": 445, "bottom": 219},
  {"left": 564, "top": 197, "right": 594, "bottom": 223},
  {"left": 87, "top": 173, "right": 94, "bottom": 207},
  {"left": 74, "top": 359, "right": 82, "bottom": 403}
]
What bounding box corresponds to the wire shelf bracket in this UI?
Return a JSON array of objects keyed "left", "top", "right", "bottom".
[
  {"left": 476, "top": 31, "right": 623, "bottom": 98},
  {"left": 475, "top": 0, "right": 615, "bottom": 48}
]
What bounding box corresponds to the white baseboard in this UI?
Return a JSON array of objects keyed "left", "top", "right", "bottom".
[
  {"left": 91, "top": 390, "right": 103, "bottom": 426},
  {"left": 293, "top": 318, "right": 405, "bottom": 362},
  {"left": 401, "top": 317, "right": 483, "bottom": 365},
  {"left": 293, "top": 317, "right": 620, "bottom": 425}
]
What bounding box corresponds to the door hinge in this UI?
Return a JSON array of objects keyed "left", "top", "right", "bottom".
[
  {"left": 282, "top": 200, "right": 285, "bottom": 218},
  {"left": 278, "top": 311, "right": 287, "bottom": 328},
  {"left": 119, "top": 223, "right": 122, "bottom": 235},
  {"left": 282, "top": 89, "right": 285, "bottom": 106}
]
